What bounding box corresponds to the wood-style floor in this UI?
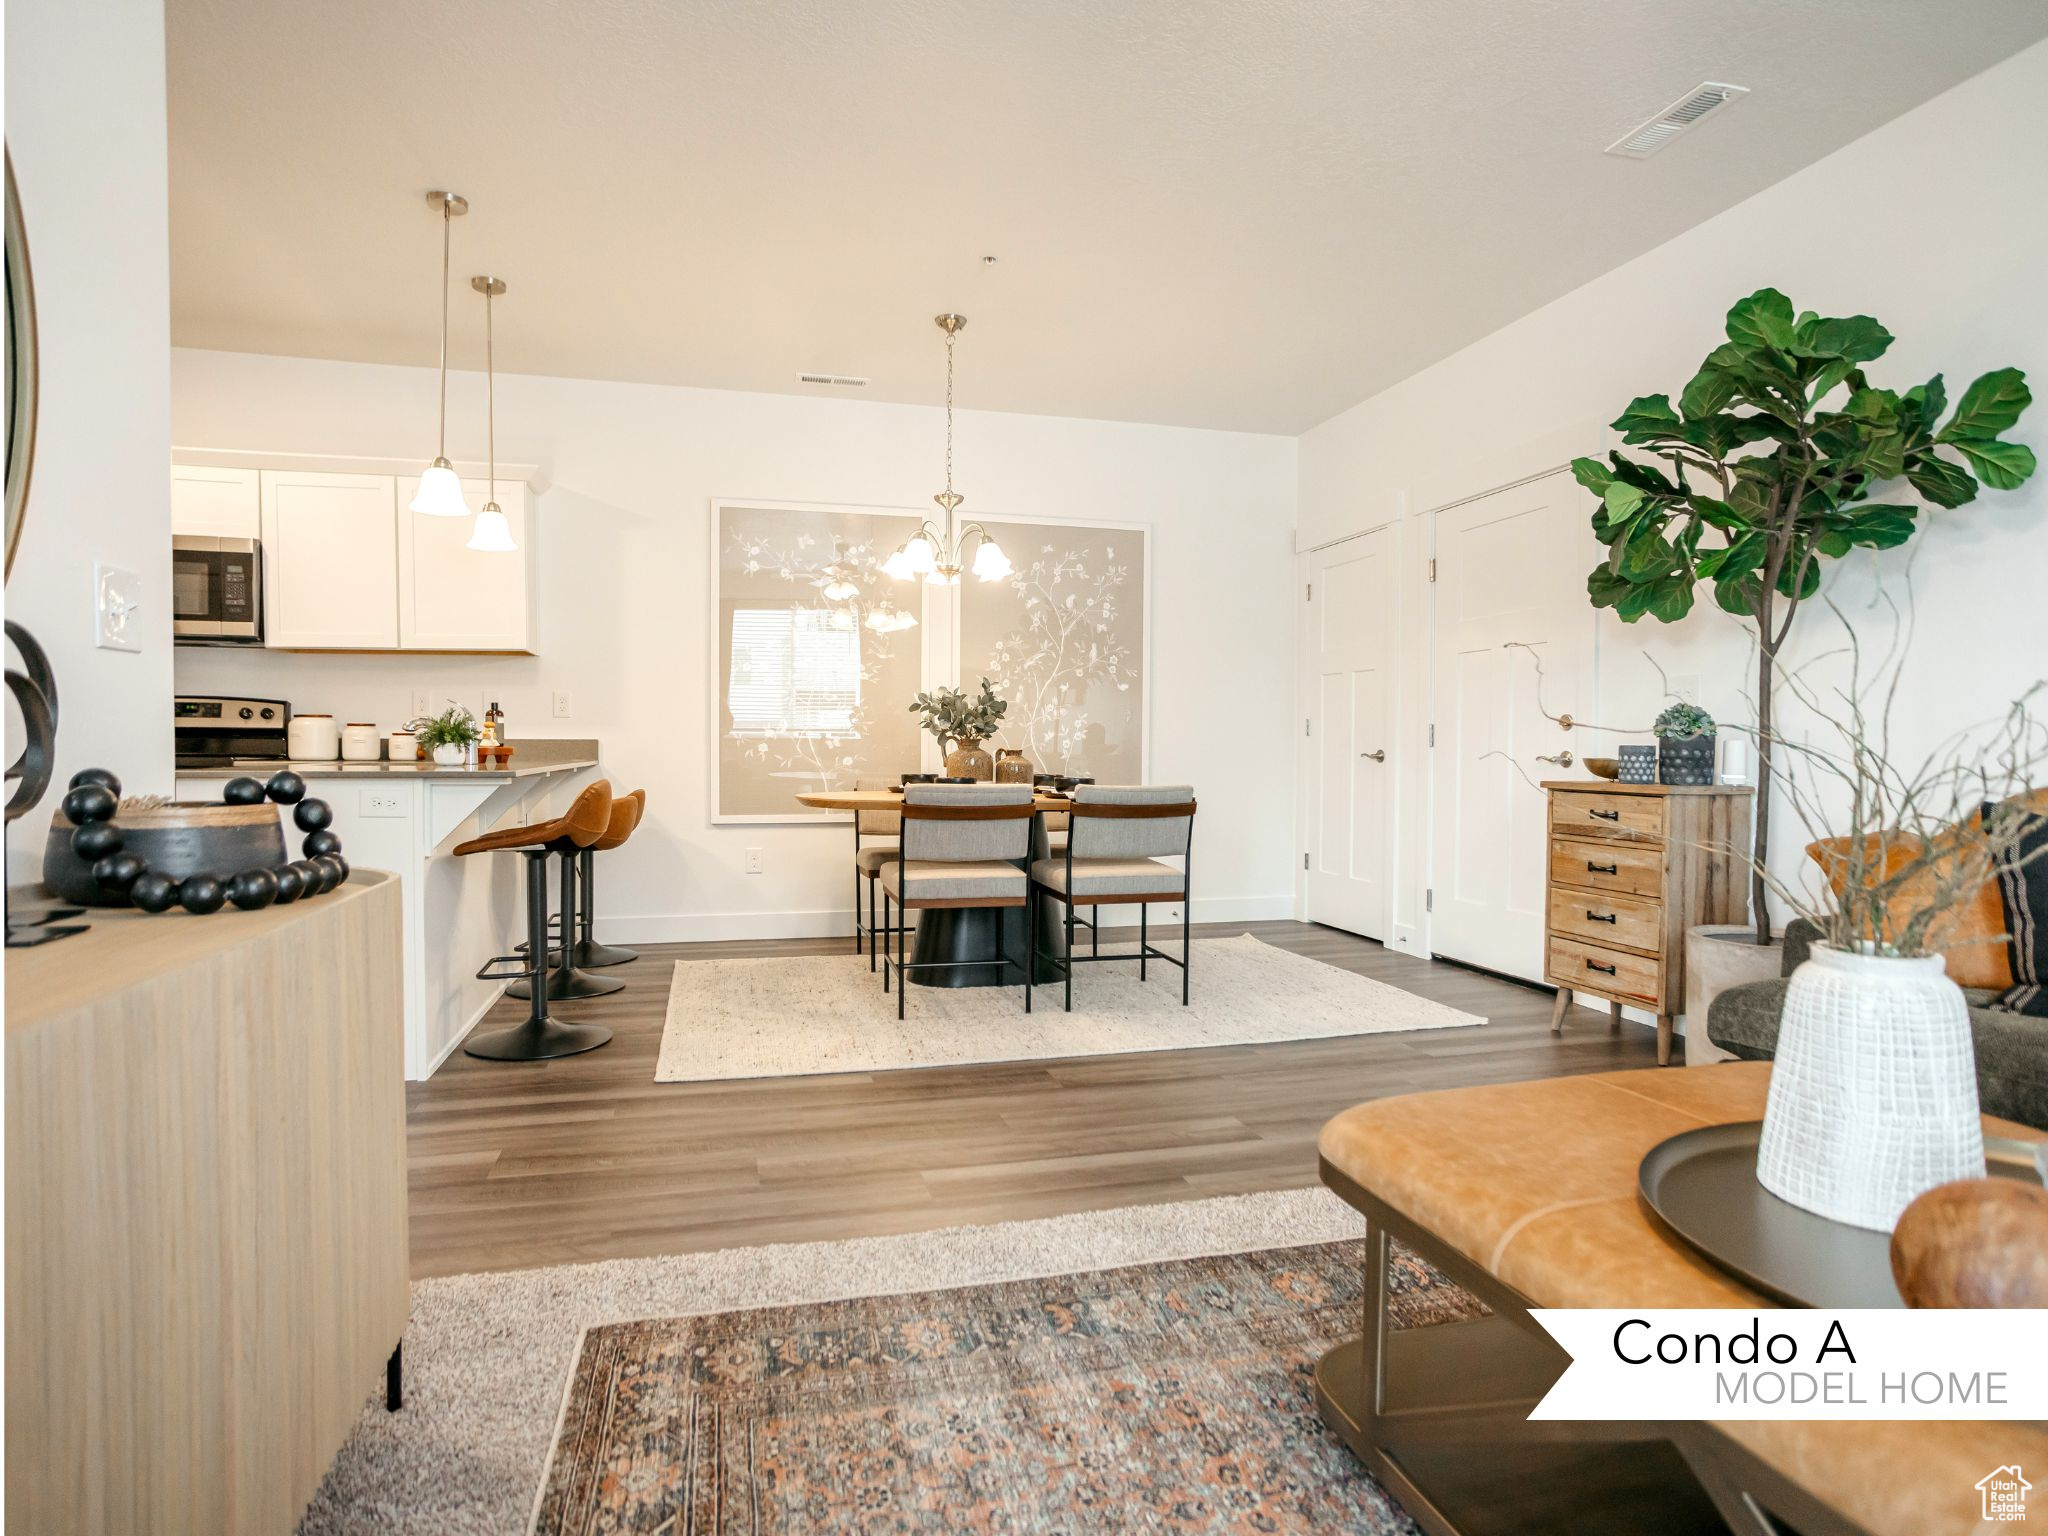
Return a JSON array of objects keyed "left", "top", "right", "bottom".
[{"left": 405, "top": 920, "right": 1660, "bottom": 1278}]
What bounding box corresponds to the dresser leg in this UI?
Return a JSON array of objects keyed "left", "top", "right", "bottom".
[
  {"left": 1549, "top": 986, "right": 1572, "bottom": 1034},
  {"left": 385, "top": 1340, "right": 403, "bottom": 1412},
  {"left": 1656, "top": 1014, "right": 1674, "bottom": 1067},
  {"left": 1610, "top": 999, "right": 1623, "bottom": 1032}
]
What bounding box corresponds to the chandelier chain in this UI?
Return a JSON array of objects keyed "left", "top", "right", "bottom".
[
  {"left": 944, "top": 329, "right": 955, "bottom": 501},
  {"left": 436, "top": 198, "right": 451, "bottom": 458}
]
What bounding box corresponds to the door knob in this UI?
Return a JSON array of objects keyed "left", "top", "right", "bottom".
[
  {"left": 1360, "top": 749, "right": 1386, "bottom": 762},
  {"left": 1535, "top": 750, "right": 1574, "bottom": 767}
]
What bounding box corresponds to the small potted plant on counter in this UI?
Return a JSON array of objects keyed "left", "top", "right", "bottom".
[
  {"left": 909, "top": 678, "right": 1007, "bottom": 780},
  {"left": 412, "top": 704, "right": 481, "bottom": 767},
  {"left": 1654, "top": 702, "right": 1716, "bottom": 786}
]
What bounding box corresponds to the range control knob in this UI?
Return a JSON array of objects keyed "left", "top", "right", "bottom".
[
  {"left": 239, "top": 707, "right": 254, "bottom": 720},
  {"left": 259, "top": 707, "right": 276, "bottom": 720}
]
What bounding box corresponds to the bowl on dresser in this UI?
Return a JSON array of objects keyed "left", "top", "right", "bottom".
[{"left": 43, "top": 800, "right": 288, "bottom": 906}]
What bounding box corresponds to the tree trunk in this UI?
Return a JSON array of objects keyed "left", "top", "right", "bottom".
[{"left": 1752, "top": 644, "right": 1775, "bottom": 946}]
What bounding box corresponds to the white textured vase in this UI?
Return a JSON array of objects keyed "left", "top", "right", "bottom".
[{"left": 1756, "top": 945, "right": 1984, "bottom": 1232}]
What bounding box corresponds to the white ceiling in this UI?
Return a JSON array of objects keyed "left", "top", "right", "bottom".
[{"left": 166, "top": 1, "right": 2048, "bottom": 435}]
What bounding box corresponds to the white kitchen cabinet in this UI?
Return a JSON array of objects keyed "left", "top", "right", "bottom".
[
  {"left": 171, "top": 464, "right": 261, "bottom": 538},
  {"left": 259, "top": 469, "right": 401, "bottom": 649},
  {"left": 396, "top": 476, "right": 538, "bottom": 652}
]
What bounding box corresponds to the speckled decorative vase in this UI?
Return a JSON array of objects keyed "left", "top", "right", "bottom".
[
  {"left": 1756, "top": 945, "right": 1984, "bottom": 1232},
  {"left": 993, "top": 747, "right": 1034, "bottom": 785},
  {"left": 944, "top": 738, "right": 994, "bottom": 781}
]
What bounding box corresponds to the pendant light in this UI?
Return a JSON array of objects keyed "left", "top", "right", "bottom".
[
  {"left": 881, "top": 314, "right": 1011, "bottom": 585},
  {"left": 465, "top": 275, "right": 518, "bottom": 552},
  {"left": 410, "top": 190, "right": 473, "bottom": 518}
]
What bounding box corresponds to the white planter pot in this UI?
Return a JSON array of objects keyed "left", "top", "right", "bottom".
[
  {"left": 1756, "top": 945, "right": 1984, "bottom": 1232},
  {"left": 431, "top": 743, "right": 466, "bottom": 767}
]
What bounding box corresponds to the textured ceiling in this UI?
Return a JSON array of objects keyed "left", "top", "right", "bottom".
[{"left": 165, "top": 1, "right": 2048, "bottom": 434}]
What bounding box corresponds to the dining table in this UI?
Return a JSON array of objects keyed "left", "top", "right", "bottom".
[{"left": 796, "top": 787, "right": 1076, "bottom": 988}]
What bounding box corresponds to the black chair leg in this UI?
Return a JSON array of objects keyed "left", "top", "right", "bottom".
[
  {"left": 1092, "top": 906, "right": 1099, "bottom": 956},
  {"left": 881, "top": 889, "right": 892, "bottom": 993},
  {"left": 1140, "top": 905, "right": 1148, "bottom": 980},
  {"left": 897, "top": 899, "right": 908, "bottom": 1020},
  {"left": 511, "top": 850, "right": 624, "bottom": 1001},
  {"left": 1183, "top": 900, "right": 1191, "bottom": 1005},
  {"left": 572, "top": 847, "right": 639, "bottom": 967},
  {"left": 868, "top": 876, "right": 881, "bottom": 972},
  {"left": 854, "top": 863, "right": 864, "bottom": 955},
  {"left": 464, "top": 850, "right": 612, "bottom": 1062},
  {"left": 386, "top": 1341, "right": 403, "bottom": 1412},
  {"left": 1025, "top": 891, "right": 1035, "bottom": 1013},
  {"left": 1064, "top": 900, "right": 1074, "bottom": 1012}
]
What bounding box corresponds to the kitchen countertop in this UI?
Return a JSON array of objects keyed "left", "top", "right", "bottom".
[{"left": 174, "top": 738, "right": 599, "bottom": 782}]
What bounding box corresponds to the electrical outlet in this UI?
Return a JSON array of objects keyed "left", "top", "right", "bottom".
[
  {"left": 552, "top": 690, "right": 573, "bottom": 718},
  {"left": 359, "top": 788, "right": 406, "bottom": 818},
  {"left": 744, "top": 847, "right": 764, "bottom": 875}
]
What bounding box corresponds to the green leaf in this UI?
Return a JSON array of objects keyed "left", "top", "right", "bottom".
[
  {"left": 1809, "top": 357, "right": 1855, "bottom": 404},
  {"left": 1904, "top": 449, "right": 1980, "bottom": 508},
  {"left": 1900, "top": 374, "right": 1946, "bottom": 437},
  {"left": 1939, "top": 368, "right": 2031, "bottom": 441},
  {"left": 1726, "top": 289, "right": 1797, "bottom": 351},
  {"left": 1792, "top": 314, "right": 1893, "bottom": 364},
  {"left": 1680, "top": 364, "right": 1738, "bottom": 421},
  {"left": 1570, "top": 456, "right": 1613, "bottom": 497},
  {"left": 1774, "top": 552, "right": 1823, "bottom": 599},
  {"left": 1620, "top": 531, "right": 1679, "bottom": 581},
  {"left": 1586, "top": 566, "right": 1632, "bottom": 611},
  {"left": 1602, "top": 482, "right": 1645, "bottom": 526},
  {"left": 1645, "top": 577, "right": 1697, "bottom": 623},
  {"left": 1607, "top": 453, "right": 1678, "bottom": 495},
  {"left": 1611, "top": 395, "right": 1681, "bottom": 440},
  {"left": 1950, "top": 437, "right": 2038, "bottom": 491},
  {"left": 1715, "top": 573, "right": 1763, "bottom": 618},
  {"left": 1686, "top": 495, "right": 1740, "bottom": 531},
  {"left": 1842, "top": 504, "right": 1918, "bottom": 550}
]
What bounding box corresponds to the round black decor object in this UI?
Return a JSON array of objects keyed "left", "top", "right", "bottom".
[
  {"left": 310, "top": 854, "right": 345, "bottom": 891},
  {"left": 272, "top": 864, "right": 307, "bottom": 904},
  {"left": 289, "top": 858, "right": 327, "bottom": 896},
  {"left": 302, "top": 829, "right": 342, "bottom": 859},
  {"left": 70, "top": 820, "right": 124, "bottom": 862},
  {"left": 129, "top": 871, "right": 180, "bottom": 913},
  {"left": 293, "top": 797, "right": 333, "bottom": 833},
  {"left": 94, "top": 852, "right": 147, "bottom": 892},
  {"left": 68, "top": 767, "right": 123, "bottom": 799},
  {"left": 61, "top": 783, "right": 118, "bottom": 826},
  {"left": 222, "top": 776, "right": 268, "bottom": 805},
  {"left": 326, "top": 855, "right": 350, "bottom": 887},
  {"left": 228, "top": 867, "right": 280, "bottom": 911},
  {"left": 177, "top": 874, "right": 227, "bottom": 915},
  {"left": 264, "top": 771, "right": 307, "bottom": 806}
]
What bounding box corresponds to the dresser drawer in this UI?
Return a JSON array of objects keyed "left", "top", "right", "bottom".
[
  {"left": 1548, "top": 887, "right": 1661, "bottom": 954},
  {"left": 1549, "top": 836, "right": 1663, "bottom": 899},
  {"left": 1549, "top": 790, "right": 1666, "bottom": 842},
  {"left": 1549, "top": 936, "right": 1662, "bottom": 1005}
]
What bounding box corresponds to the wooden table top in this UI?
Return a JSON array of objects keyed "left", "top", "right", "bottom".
[{"left": 796, "top": 788, "right": 1071, "bottom": 812}]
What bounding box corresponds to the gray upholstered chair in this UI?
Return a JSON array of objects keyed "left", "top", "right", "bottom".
[
  {"left": 1032, "top": 784, "right": 1196, "bottom": 1010},
  {"left": 881, "top": 783, "right": 1037, "bottom": 1017},
  {"left": 1039, "top": 808, "right": 1100, "bottom": 956},
  {"left": 851, "top": 774, "right": 901, "bottom": 972}
]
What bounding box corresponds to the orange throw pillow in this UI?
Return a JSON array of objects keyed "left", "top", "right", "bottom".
[{"left": 1805, "top": 788, "right": 2048, "bottom": 991}]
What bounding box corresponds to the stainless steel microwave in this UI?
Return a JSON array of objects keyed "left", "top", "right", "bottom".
[{"left": 172, "top": 535, "right": 262, "bottom": 643}]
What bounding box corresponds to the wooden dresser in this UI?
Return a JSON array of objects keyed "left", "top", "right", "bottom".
[{"left": 1542, "top": 780, "right": 1752, "bottom": 1065}]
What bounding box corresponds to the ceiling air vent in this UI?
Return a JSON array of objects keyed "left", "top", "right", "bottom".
[
  {"left": 1605, "top": 82, "right": 1748, "bottom": 158},
  {"left": 797, "top": 372, "right": 869, "bottom": 388}
]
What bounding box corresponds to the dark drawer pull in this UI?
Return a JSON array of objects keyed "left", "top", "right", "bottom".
[
  {"left": 1585, "top": 910, "right": 1617, "bottom": 924},
  {"left": 1588, "top": 808, "right": 1620, "bottom": 822},
  {"left": 1585, "top": 959, "right": 1618, "bottom": 975},
  {"left": 1587, "top": 861, "right": 1618, "bottom": 875}
]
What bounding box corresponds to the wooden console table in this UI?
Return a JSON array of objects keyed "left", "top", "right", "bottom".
[
  {"left": 6, "top": 871, "right": 410, "bottom": 1534},
  {"left": 1314, "top": 1064, "right": 2047, "bottom": 1536},
  {"left": 1544, "top": 781, "right": 1751, "bottom": 1065}
]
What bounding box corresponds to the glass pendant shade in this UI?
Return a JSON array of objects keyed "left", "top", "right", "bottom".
[
  {"left": 881, "top": 546, "right": 916, "bottom": 581},
  {"left": 903, "top": 533, "right": 939, "bottom": 576},
  {"left": 970, "top": 538, "right": 1012, "bottom": 581},
  {"left": 894, "top": 608, "right": 919, "bottom": 631},
  {"left": 822, "top": 576, "right": 859, "bottom": 601},
  {"left": 466, "top": 502, "right": 517, "bottom": 552},
  {"left": 410, "top": 460, "right": 471, "bottom": 518}
]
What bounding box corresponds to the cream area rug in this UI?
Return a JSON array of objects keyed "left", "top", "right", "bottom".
[
  {"left": 295, "top": 1189, "right": 1369, "bottom": 1535},
  {"left": 655, "top": 932, "right": 1484, "bottom": 1083}
]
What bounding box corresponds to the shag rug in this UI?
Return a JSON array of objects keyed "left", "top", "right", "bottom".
[
  {"left": 655, "top": 933, "right": 1483, "bottom": 1082},
  {"left": 533, "top": 1239, "right": 1481, "bottom": 1535},
  {"left": 295, "top": 1190, "right": 1435, "bottom": 1535}
]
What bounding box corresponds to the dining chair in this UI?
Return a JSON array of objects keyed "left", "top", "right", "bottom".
[
  {"left": 881, "top": 783, "right": 1037, "bottom": 1018},
  {"left": 1038, "top": 808, "right": 1100, "bottom": 957},
  {"left": 851, "top": 774, "right": 900, "bottom": 971},
  {"left": 1032, "top": 784, "right": 1197, "bottom": 1009}
]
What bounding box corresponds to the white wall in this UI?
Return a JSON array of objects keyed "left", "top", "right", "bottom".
[
  {"left": 1298, "top": 40, "right": 2048, "bottom": 944},
  {"left": 170, "top": 351, "right": 1299, "bottom": 939},
  {"left": 3, "top": 0, "right": 176, "bottom": 881}
]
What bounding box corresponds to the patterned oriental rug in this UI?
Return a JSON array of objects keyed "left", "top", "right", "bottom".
[{"left": 532, "top": 1239, "right": 1484, "bottom": 1534}]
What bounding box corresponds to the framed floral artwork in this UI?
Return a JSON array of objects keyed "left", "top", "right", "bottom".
[
  {"left": 957, "top": 517, "right": 1149, "bottom": 784},
  {"left": 711, "top": 501, "right": 929, "bottom": 823}
]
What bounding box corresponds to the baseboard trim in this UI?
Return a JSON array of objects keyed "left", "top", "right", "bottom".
[
  {"left": 600, "top": 894, "right": 1297, "bottom": 946},
  {"left": 417, "top": 981, "right": 509, "bottom": 1081}
]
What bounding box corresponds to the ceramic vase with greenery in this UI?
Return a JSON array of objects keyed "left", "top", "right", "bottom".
[
  {"left": 910, "top": 679, "right": 1007, "bottom": 781},
  {"left": 1574, "top": 288, "right": 2036, "bottom": 942},
  {"left": 411, "top": 704, "right": 480, "bottom": 767}
]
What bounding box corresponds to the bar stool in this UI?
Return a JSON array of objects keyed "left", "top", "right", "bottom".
[
  {"left": 510, "top": 787, "right": 645, "bottom": 1000},
  {"left": 458, "top": 780, "right": 615, "bottom": 1061},
  {"left": 572, "top": 788, "right": 645, "bottom": 968}
]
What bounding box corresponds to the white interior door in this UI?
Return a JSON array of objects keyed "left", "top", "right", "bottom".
[
  {"left": 1306, "top": 527, "right": 1393, "bottom": 940},
  {"left": 1429, "top": 469, "right": 1591, "bottom": 980}
]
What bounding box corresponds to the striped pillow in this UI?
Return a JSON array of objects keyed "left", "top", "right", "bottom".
[{"left": 1989, "top": 803, "right": 2048, "bottom": 1016}]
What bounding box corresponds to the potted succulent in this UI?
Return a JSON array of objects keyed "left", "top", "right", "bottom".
[
  {"left": 1653, "top": 702, "right": 1716, "bottom": 786},
  {"left": 411, "top": 703, "right": 480, "bottom": 767},
  {"left": 909, "top": 678, "right": 1007, "bottom": 780}
]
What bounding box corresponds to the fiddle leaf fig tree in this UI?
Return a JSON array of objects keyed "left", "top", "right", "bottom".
[{"left": 1576, "top": 288, "right": 2036, "bottom": 943}]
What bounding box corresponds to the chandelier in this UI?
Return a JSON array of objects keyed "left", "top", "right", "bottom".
[{"left": 881, "top": 314, "right": 1011, "bottom": 586}]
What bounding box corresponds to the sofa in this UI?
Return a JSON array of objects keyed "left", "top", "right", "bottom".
[{"left": 1707, "top": 917, "right": 2048, "bottom": 1131}]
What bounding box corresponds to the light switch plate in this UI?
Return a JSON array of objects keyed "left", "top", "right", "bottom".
[{"left": 94, "top": 562, "right": 144, "bottom": 652}]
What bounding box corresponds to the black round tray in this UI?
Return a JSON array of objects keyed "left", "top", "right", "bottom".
[{"left": 1638, "top": 1120, "right": 2045, "bottom": 1308}]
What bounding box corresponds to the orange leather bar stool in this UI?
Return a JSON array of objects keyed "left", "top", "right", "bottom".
[
  {"left": 509, "top": 787, "right": 645, "bottom": 1000},
  {"left": 572, "top": 788, "right": 645, "bottom": 968},
  {"left": 457, "top": 779, "right": 614, "bottom": 1061}
]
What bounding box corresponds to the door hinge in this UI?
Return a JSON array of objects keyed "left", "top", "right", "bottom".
[
  {"left": 1426, "top": 888, "right": 1434, "bottom": 913},
  {"left": 1428, "top": 723, "right": 1436, "bottom": 748},
  {"left": 1305, "top": 718, "right": 1311, "bottom": 738},
  {"left": 1428, "top": 557, "right": 1438, "bottom": 582},
  {"left": 1306, "top": 581, "right": 1313, "bottom": 601},
  {"left": 1304, "top": 852, "right": 1310, "bottom": 871}
]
